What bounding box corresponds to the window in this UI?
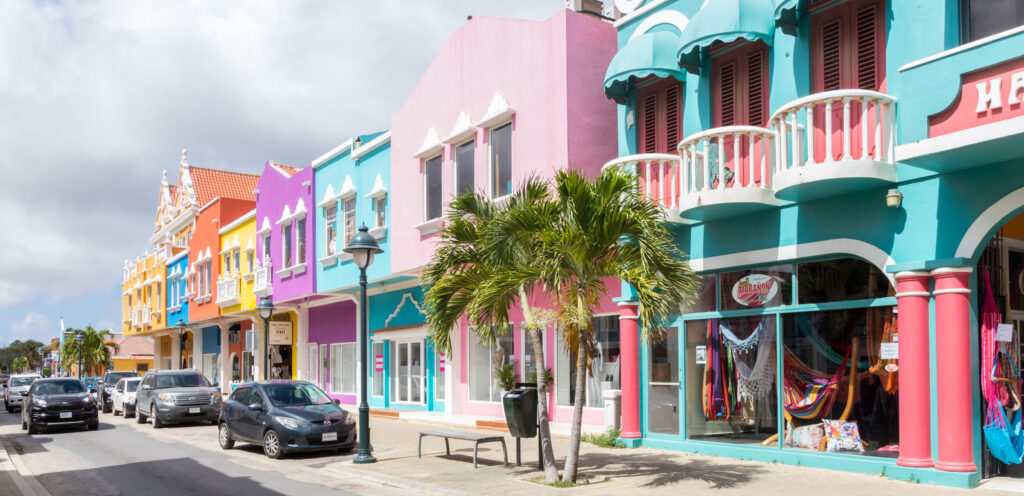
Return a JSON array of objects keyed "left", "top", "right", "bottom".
[
  {"left": 719, "top": 265, "right": 793, "bottom": 311},
  {"left": 424, "top": 155, "right": 443, "bottom": 221},
  {"left": 489, "top": 123, "right": 512, "bottom": 198},
  {"left": 375, "top": 197, "right": 386, "bottom": 229},
  {"left": 468, "top": 327, "right": 514, "bottom": 402},
  {"left": 391, "top": 340, "right": 425, "bottom": 403},
  {"left": 233, "top": 248, "right": 240, "bottom": 273},
  {"left": 283, "top": 224, "right": 293, "bottom": 268},
  {"left": 262, "top": 234, "right": 272, "bottom": 265},
  {"left": 296, "top": 218, "right": 306, "bottom": 265},
  {"left": 343, "top": 198, "right": 356, "bottom": 247},
  {"left": 812, "top": 0, "right": 884, "bottom": 93},
  {"left": 324, "top": 206, "right": 337, "bottom": 256},
  {"left": 556, "top": 316, "right": 620, "bottom": 408},
  {"left": 247, "top": 252, "right": 253, "bottom": 273},
  {"left": 372, "top": 342, "right": 384, "bottom": 397},
  {"left": 961, "top": 0, "right": 1024, "bottom": 43},
  {"left": 223, "top": 252, "right": 231, "bottom": 276},
  {"left": 637, "top": 78, "right": 683, "bottom": 153},
  {"left": 331, "top": 343, "right": 356, "bottom": 394},
  {"left": 455, "top": 140, "right": 475, "bottom": 196},
  {"left": 712, "top": 42, "right": 768, "bottom": 127},
  {"left": 205, "top": 261, "right": 212, "bottom": 295},
  {"left": 242, "top": 351, "right": 253, "bottom": 382}
]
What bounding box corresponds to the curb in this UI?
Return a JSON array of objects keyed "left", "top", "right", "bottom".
[{"left": 0, "top": 433, "right": 50, "bottom": 496}]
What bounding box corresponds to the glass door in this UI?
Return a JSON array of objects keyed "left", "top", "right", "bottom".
[
  {"left": 307, "top": 343, "right": 318, "bottom": 386},
  {"left": 319, "top": 344, "right": 328, "bottom": 392},
  {"left": 392, "top": 340, "right": 425, "bottom": 404},
  {"left": 648, "top": 327, "right": 680, "bottom": 435}
]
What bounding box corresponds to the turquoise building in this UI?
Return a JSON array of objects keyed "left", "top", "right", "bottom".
[{"left": 603, "top": 0, "right": 1024, "bottom": 487}]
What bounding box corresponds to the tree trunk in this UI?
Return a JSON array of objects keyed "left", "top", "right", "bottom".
[
  {"left": 562, "top": 337, "right": 588, "bottom": 483},
  {"left": 518, "top": 286, "right": 559, "bottom": 482}
]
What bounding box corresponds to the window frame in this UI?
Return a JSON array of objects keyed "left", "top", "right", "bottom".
[
  {"left": 283, "top": 223, "right": 293, "bottom": 268},
  {"left": 454, "top": 139, "right": 476, "bottom": 198},
  {"left": 296, "top": 217, "right": 307, "bottom": 265},
  {"left": 467, "top": 326, "right": 514, "bottom": 403},
  {"left": 342, "top": 198, "right": 357, "bottom": 247},
  {"left": 330, "top": 342, "right": 357, "bottom": 395},
  {"left": 324, "top": 205, "right": 338, "bottom": 256},
  {"left": 488, "top": 123, "right": 513, "bottom": 200},
  {"left": 423, "top": 154, "right": 444, "bottom": 222},
  {"left": 374, "top": 196, "right": 386, "bottom": 229}
]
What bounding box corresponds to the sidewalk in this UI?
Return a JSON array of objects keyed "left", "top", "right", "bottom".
[{"left": 326, "top": 416, "right": 1017, "bottom": 495}]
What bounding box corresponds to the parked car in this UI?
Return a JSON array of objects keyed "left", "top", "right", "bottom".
[
  {"left": 98, "top": 371, "right": 140, "bottom": 413},
  {"left": 111, "top": 378, "right": 141, "bottom": 418},
  {"left": 21, "top": 378, "right": 98, "bottom": 434},
  {"left": 218, "top": 380, "right": 356, "bottom": 459},
  {"left": 5, "top": 373, "right": 42, "bottom": 412},
  {"left": 135, "top": 369, "right": 221, "bottom": 428},
  {"left": 0, "top": 374, "right": 10, "bottom": 386}
]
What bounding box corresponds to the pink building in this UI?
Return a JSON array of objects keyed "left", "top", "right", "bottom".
[{"left": 385, "top": 10, "right": 620, "bottom": 429}]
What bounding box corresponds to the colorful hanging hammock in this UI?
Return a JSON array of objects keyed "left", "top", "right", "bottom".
[
  {"left": 782, "top": 346, "right": 849, "bottom": 420},
  {"left": 985, "top": 351, "right": 1024, "bottom": 465},
  {"left": 795, "top": 314, "right": 869, "bottom": 369},
  {"left": 982, "top": 270, "right": 1010, "bottom": 407},
  {"left": 703, "top": 320, "right": 736, "bottom": 421}
]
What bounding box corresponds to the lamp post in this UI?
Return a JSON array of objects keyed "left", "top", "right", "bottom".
[
  {"left": 257, "top": 297, "right": 275, "bottom": 381},
  {"left": 171, "top": 319, "right": 189, "bottom": 370},
  {"left": 37, "top": 346, "right": 45, "bottom": 375},
  {"left": 344, "top": 224, "right": 383, "bottom": 465},
  {"left": 75, "top": 334, "right": 85, "bottom": 379}
]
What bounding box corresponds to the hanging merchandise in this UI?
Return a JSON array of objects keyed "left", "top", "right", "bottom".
[
  {"left": 867, "top": 307, "right": 899, "bottom": 394},
  {"left": 782, "top": 347, "right": 849, "bottom": 420},
  {"left": 984, "top": 351, "right": 1024, "bottom": 465},
  {"left": 722, "top": 323, "right": 776, "bottom": 403},
  {"left": 982, "top": 270, "right": 1011, "bottom": 407},
  {"left": 702, "top": 320, "right": 734, "bottom": 421}
]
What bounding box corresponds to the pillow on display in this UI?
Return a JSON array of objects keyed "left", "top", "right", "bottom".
[
  {"left": 822, "top": 419, "right": 865, "bottom": 452},
  {"left": 784, "top": 423, "right": 824, "bottom": 449}
]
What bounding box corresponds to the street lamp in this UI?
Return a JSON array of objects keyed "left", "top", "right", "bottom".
[
  {"left": 171, "top": 319, "right": 189, "bottom": 370},
  {"left": 38, "top": 346, "right": 45, "bottom": 375},
  {"left": 75, "top": 334, "right": 85, "bottom": 379},
  {"left": 343, "top": 224, "right": 383, "bottom": 465},
  {"left": 257, "top": 296, "right": 275, "bottom": 381}
]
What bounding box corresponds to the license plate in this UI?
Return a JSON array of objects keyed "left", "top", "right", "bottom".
[
  {"left": 188, "top": 407, "right": 201, "bottom": 414},
  {"left": 322, "top": 432, "right": 338, "bottom": 442},
  {"left": 59, "top": 411, "right": 72, "bottom": 419}
]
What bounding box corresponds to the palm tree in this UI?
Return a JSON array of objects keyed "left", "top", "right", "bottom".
[
  {"left": 424, "top": 179, "right": 562, "bottom": 482},
  {"left": 425, "top": 168, "right": 698, "bottom": 483},
  {"left": 540, "top": 168, "right": 698, "bottom": 482},
  {"left": 60, "top": 327, "right": 119, "bottom": 376},
  {"left": 12, "top": 356, "right": 28, "bottom": 373}
]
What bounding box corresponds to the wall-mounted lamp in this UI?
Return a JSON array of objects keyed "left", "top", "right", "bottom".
[{"left": 886, "top": 188, "right": 903, "bottom": 208}]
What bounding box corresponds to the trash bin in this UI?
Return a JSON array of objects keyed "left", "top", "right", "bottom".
[{"left": 502, "top": 387, "right": 538, "bottom": 438}]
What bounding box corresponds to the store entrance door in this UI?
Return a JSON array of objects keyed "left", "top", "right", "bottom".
[
  {"left": 393, "top": 340, "right": 425, "bottom": 404},
  {"left": 648, "top": 327, "right": 681, "bottom": 436}
]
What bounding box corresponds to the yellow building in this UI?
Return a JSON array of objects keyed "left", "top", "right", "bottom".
[
  {"left": 216, "top": 209, "right": 257, "bottom": 314},
  {"left": 121, "top": 253, "right": 166, "bottom": 335}
]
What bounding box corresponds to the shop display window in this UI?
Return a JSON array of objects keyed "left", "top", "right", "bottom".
[
  {"left": 468, "top": 328, "right": 514, "bottom": 402},
  {"left": 556, "top": 316, "right": 620, "bottom": 408},
  {"left": 1009, "top": 249, "right": 1024, "bottom": 312},
  {"left": 797, "top": 258, "right": 890, "bottom": 304},
  {"left": 718, "top": 265, "right": 792, "bottom": 311},
  {"left": 687, "top": 275, "right": 717, "bottom": 313}
]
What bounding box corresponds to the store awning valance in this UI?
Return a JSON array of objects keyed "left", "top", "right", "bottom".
[
  {"left": 676, "top": 0, "right": 776, "bottom": 73},
  {"left": 604, "top": 31, "right": 686, "bottom": 105}
]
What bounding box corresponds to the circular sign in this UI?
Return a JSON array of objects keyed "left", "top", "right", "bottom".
[
  {"left": 731, "top": 274, "right": 779, "bottom": 307},
  {"left": 885, "top": 364, "right": 899, "bottom": 373}
]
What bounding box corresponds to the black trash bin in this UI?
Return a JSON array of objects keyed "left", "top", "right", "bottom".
[{"left": 502, "top": 387, "right": 538, "bottom": 438}]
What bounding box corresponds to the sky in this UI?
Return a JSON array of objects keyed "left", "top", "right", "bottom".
[{"left": 0, "top": 0, "right": 572, "bottom": 346}]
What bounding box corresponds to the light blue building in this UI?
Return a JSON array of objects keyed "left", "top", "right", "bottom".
[
  {"left": 602, "top": 0, "right": 1024, "bottom": 487},
  {"left": 166, "top": 251, "right": 189, "bottom": 328}
]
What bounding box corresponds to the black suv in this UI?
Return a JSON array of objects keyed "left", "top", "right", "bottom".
[
  {"left": 22, "top": 378, "right": 98, "bottom": 434},
  {"left": 98, "top": 370, "right": 139, "bottom": 413},
  {"left": 135, "top": 369, "right": 221, "bottom": 428}
]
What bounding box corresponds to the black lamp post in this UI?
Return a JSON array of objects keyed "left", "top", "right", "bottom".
[
  {"left": 172, "top": 319, "right": 189, "bottom": 370},
  {"left": 75, "top": 334, "right": 85, "bottom": 379},
  {"left": 38, "top": 346, "right": 45, "bottom": 375},
  {"left": 344, "top": 224, "right": 383, "bottom": 464},
  {"left": 257, "top": 296, "right": 275, "bottom": 381}
]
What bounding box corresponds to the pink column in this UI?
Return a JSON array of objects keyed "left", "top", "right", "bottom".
[
  {"left": 933, "top": 267, "right": 977, "bottom": 472},
  {"left": 896, "top": 271, "right": 934, "bottom": 468},
  {"left": 619, "top": 302, "right": 641, "bottom": 439}
]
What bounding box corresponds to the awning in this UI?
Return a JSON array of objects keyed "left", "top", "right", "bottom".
[
  {"left": 603, "top": 31, "right": 686, "bottom": 104},
  {"left": 774, "top": 0, "right": 802, "bottom": 34},
  {"left": 677, "top": 0, "right": 776, "bottom": 73}
]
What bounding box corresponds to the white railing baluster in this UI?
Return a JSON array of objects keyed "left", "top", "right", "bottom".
[
  {"left": 874, "top": 99, "right": 882, "bottom": 161},
  {"left": 732, "top": 132, "right": 740, "bottom": 187},
  {"left": 671, "top": 158, "right": 678, "bottom": 208},
  {"left": 780, "top": 112, "right": 789, "bottom": 170},
  {"left": 860, "top": 99, "right": 869, "bottom": 160},
  {"left": 644, "top": 160, "right": 651, "bottom": 198},
  {"left": 842, "top": 97, "right": 851, "bottom": 160},
  {"left": 762, "top": 134, "right": 769, "bottom": 187},
  {"left": 791, "top": 112, "right": 802, "bottom": 169},
  {"left": 824, "top": 100, "right": 833, "bottom": 162},
  {"left": 716, "top": 137, "right": 725, "bottom": 190},
  {"left": 659, "top": 159, "right": 666, "bottom": 206},
  {"left": 747, "top": 133, "right": 755, "bottom": 186},
  {"left": 805, "top": 105, "right": 814, "bottom": 167},
  {"left": 887, "top": 102, "right": 896, "bottom": 163}
]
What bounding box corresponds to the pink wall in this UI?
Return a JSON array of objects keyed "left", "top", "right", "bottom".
[{"left": 389, "top": 10, "right": 618, "bottom": 274}]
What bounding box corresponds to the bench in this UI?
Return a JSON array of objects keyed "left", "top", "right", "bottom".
[{"left": 417, "top": 429, "right": 508, "bottom": 468}]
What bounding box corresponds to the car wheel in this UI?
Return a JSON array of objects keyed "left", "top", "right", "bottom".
[
  {"left": 102, "top": 401, "right": 111, "bottom": 414},
  {"left": 113, "top": 405, "right": 120, "bottom": 416},
  {"left": 27, "top": 421, "right": 37, "bottom": 435},
  {"left": 262, "top": 429, "right": 284, "bottom": 459},
  {"left": 126, "top": 405, "right": 135, "bottom": 419},
  {"left": 136, "top": 407, "right": 147, "bottom": 424},
  {"left": 218, "top": 423, "right": 235, "bottom": 450},
  {"left": 151, "top": 404, "right": 163, "bottom": 429}
]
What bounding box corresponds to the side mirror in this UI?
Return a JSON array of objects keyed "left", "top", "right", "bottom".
[
  {"left": 248, "top": 403, "right": 263, "bottom": 411},
  {"left": 142, "top": 384, "right": 152, "bottom": 390},
  {"left": 334, "top": 399, "right": 341, "bottom": 405}
]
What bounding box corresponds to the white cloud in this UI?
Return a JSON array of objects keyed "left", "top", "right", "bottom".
[
  {"left": 9, "top": 312, "right": 53, "bottom": 344},
  {"left": 0, "top": 0, "right": 563, "bottom": 323}
]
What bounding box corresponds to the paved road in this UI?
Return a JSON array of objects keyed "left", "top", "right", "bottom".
[{"left": 0, "top": 398, "right": 404, "bottom": 496}]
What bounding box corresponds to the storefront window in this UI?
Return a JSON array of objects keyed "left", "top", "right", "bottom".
[
  {"left": 520, "top": 325, "right": 546, "bottom": 384},
  {"left": 242, "top": 351, "right": 253, "bottom": 382},
  {"left": 1010, "top": 249, "right": 1024, "bottom": 312},
  {"left": 686, "top": 316, "right": 777, "bottom": 443},
  {"left": 688, "top": 275, "right": 717, "bottom": 313},
  {"left": 797, "top": 258, "right": 890, "bottom": 304},
  {"left": 331, "top": 343, "right": 355, "bottom": 394},
  {"left": 718, "top": 265, "right": 792, "bottom": 311},
  {"left": 556, "top": 316, "right": 620, "bottom": 408},
  {"left": 469, "top": 327, "right": 514, "bottom": 402},
  {"left": 391, "top": 340, "right": 425, "bottom": 404},
  {"left": 649, "top": 327, "right": 679, "bottom": 435},
  {"left": 231, "top": 354, "right": 240, "bottom": 382}
]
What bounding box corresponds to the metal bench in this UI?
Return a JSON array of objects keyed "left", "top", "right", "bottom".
[{"left": 417, "top": 429, "right": 508, "bottom": 468}]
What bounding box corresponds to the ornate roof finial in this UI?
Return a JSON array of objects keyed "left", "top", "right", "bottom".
[
  {"left": 161, "top": 169, "right": 168, "bottom": 185},
  {"left": 180, "top": 149, "right": 189, "bottom": 167}
]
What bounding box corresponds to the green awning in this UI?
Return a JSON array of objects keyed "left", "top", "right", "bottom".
[
  {"left": 604, "top": 31, "right": 686, "bottom": 105},
  {"left": 677, "top": 0, "right": 776, "bottom": 73}
]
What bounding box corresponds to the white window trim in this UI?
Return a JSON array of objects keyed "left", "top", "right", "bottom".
[
  {"left": 390, "top": 338, "right": 427, "bottom": 405},
  {"left": 487, "top": 121, "right": 514, "bottom": 200},
  {"left": 331, "top": 342, "right": 357, "bottom": 395},
  {"left": 281, "top": 223, "right": 293, "bottom": 273},
  {"left": 294, "top": 217, "right": 307, "bottom": 268},
  {"left": 321, "top": 203, "right": 339, "bottom": 266},
  {"left": 341, "top": 197, "right": 358, "bottom": 252}
]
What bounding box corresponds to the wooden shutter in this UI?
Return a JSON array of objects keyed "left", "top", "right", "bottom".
[
  {"left": 712, "top": 42, "right": 769, "bottom": 127},
  {"left": 854, "top": 2, "right": 880, "bottom": 90},
  {"left": 637, "top": 80, "right": 684, "bottom": 153},
  {"left": 640, "top": 92, "right": 658, "bottom": 153},
  {"left": 746, "top": 50, "right": 766, "bottom": 126},
  {"left": 717, "top": 62, "right": 737, "bottom": 127},
  {"left": 665, "top": 84, "right": 681, "bottom": 151},
  {"left": 820, "top": 18, "right": 843, "bottom": 91},
  {"left": 813, "top": 0, "right": 884, "bottom": 92}
]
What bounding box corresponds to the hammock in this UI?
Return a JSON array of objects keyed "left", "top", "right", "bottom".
[
  {"left": 982, "top": 271, "right": 1010, "bottom": 406},
  {"left": 720, "top": 323, "right": 763, "bottom": 354},
  {"left": 729, "top": 324, "right": 775, "bottom": 403},
  {"left": 782, "top": 347, "right": 849, "bottom": 420},
  {"left": 985, "top": 351, "right": 1024, "bottom": 465},
  {"left": 795, "top": 314, "right": 869, "bottom": 369},
  {"left": 703, "top": 320, "right": 736, "bottom": 421}
]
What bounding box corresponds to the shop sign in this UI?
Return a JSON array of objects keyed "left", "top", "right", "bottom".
[
  {"left": 731, "top": 274, "right": 779, "bottom": 307},
  {"left": 268, "top": 321, "right": 292, "bottom": 345},
  {"left": 929, "top": 57, "right": 1024, "bottom": 138},
  {"left": 374, "top": 354, "right": 384, "bottom": 372},
  {"left": 439, "top": 352, "right": 446, "bottom": 372},
  {"left": 695, "top": 346, "right": 707, "bottom": 365},
  {"left": 996, "top": 323, "right": 1014, "bottom": 342},
  {"left": 879, "top": 342, "right": 898, "bottom": 360},
  {"left": 885, "top": 364, "right": 899, "bottom": 373}
]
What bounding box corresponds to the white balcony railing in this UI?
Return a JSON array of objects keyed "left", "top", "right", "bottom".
[
  {"left": 771, "top": 89, "right": 897, "bottom": 200},
  {"left": 602, "top": 153, "right": 682, "bottom": 210},
  {"left": 141, "top": 306, "right": 151, "bottom": 327},
  {"left": 676, "top": 126, "right": 777, "bottom": 219},
  {"left": 216, "top": 276, "right": 241, "bottom": 307},
  {"left": 253, "top": 261, "right": 273, "bottom": 297}
]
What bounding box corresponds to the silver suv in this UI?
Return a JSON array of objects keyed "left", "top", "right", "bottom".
[
  {"left": 135, "top": 369, "right": 221, "bottom": 428},
  {"left": 5, "top": 374, "right": 41, "bottom": 412}
]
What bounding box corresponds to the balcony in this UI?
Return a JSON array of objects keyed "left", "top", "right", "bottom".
[
  {"left": 771, "top": 89, "right": 897, "bottom": 202},
  {"left": 216, "top": 276, "right": 241, "bottom": 307},
  {"left": 677, "top": 126, "right": 777, "bottom": 221},
  {"left": 602, "top": 154, "right": 686, "bottom": 222},
  {"left": 141, "top": 306, "right": 151, "bottom": 328},
  {"left": 253, "top": 262, "right": 273, "bottom": 298}
]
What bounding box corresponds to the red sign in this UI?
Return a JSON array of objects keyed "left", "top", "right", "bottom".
[
  {"left": 929, "top": 56, "right": 1024, "bottom": 137},
  {"left": 439, "top": 352, "right": 446, "bottom": 373},
  {"left": 374, "top": 354, "right": 384, "bottom": 372}
]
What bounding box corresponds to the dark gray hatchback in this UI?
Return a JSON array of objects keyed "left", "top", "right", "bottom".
[{"left": 218, "top": 380, "right": 356, "bottom": 459}]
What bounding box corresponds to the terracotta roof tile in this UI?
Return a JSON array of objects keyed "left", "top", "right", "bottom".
[
  {"left": 115, "top": 336, "right": 155, "bottom": 357},
  {"left": 270, "top": 162, "right": 302, "bottom": 177},
  {"left": 190, "top": 166, "right": 261, "bottom": 205}
]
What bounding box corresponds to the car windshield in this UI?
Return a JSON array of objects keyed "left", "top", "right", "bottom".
[
  {"left": 33, "top": 381, "right": 85, "bottom": 395},
  {"left": 126, "top": 381, "right": 140, "bottom": 393},
  {"left": 107, "top": 372, "right": 137, "bottom": 382},
  {"left": 154, "top": 374, "right": 210, "bottom": 389},
  {"left": 10, "top": 377, "right": 36, "bottom": 387},
  {"left": 263, "top": 383, "right": 332, "bottom": 407}
]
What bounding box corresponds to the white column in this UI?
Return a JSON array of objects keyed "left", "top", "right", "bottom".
[
  {"left": 219, "top": 324, "right": 230, "bottom": 395},
  {"left": 297, "top": 306, "right": 309, "bottom": 381},
  {"left": 170, "top": 333, "right": 181, "bottom": 370}
]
